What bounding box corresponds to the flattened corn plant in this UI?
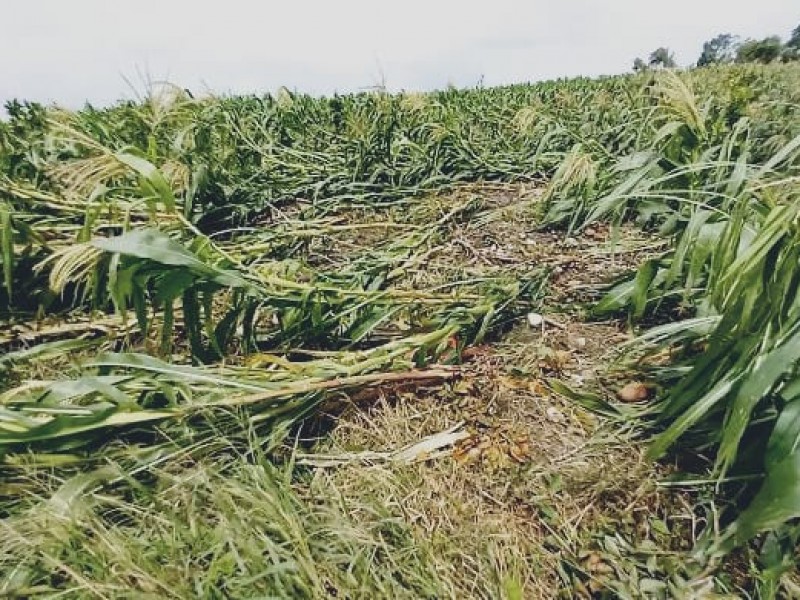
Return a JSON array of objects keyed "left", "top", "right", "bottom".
[
  {"left": 543, "top": 67, "right": 800, "bottom": 563},
  {"left": 1, "top": 63, "right": 800, "bottom": 572},
  {"left": 0, "top": 83, "right": 550, "bottom": 472}
]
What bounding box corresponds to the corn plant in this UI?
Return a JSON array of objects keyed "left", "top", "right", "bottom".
[{"left": 545, "top": 69, "right": 800, "bottom": 555}]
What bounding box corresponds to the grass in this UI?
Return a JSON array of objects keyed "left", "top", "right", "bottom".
[
  {"left": 0, "top": 353, "right": 658, "bottom": 598},
  {"left": 0, "top": 332, "right": 744, "bottom": 598}
]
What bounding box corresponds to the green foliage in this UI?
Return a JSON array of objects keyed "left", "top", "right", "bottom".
[
  {"left": 649, "top": 47, "right": 678, "bottom": 69},
  {"left": 785, "top": 25, "right": 800, "bottom": 62},
  {"left": 789, "top": 24, "right": 800, "bottom": 52},
  {"left": 542, "top": 66, "right": 800, "bottom": 560},
  {"left": 698, "top": 34, "right": 740, "bottom": 67},
  {"left": 737, "top": 37, "right": 785, "bottom": 64},
  {"left": 0, "top": 345, "right": 453, "bottom": 453}
]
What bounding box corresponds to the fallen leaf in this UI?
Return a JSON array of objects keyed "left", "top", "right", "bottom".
[
  {"left": 499, "top": 376, "right": 530, "bottom": 391},
  {"left": 509, "top": 443, "right": 529, "bottom": 463},
  {"left": 528, "top": 379, "right": 547, "bottom": 395}
]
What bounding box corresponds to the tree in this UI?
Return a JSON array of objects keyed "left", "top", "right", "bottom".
[
  {"left": 697, "top": 33, "right": 740, "bottom": 66},
  {"left": 649, "top": 47, "right": 677, "bottom": 69},
  {"left": 736, "top": 36, "right": 784, "bottom": 64},
  {"left": 632, "top": 57, "right": 647, "bottom": 72},
  {"left": 789, "top": 24, "right": 800, "bottom": 51},
  {"left": 786, "top": 24, "right": 800, "bottom": 60}
]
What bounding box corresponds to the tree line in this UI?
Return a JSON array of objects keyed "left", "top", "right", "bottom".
[{"left": 633, "top": 24, "right": 800, "bottom": 71}]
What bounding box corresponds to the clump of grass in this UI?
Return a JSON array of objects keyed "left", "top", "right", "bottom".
[
  {"left": 1, "top": 444, "right": 448, "bottom": 598},
  {"left": 0, "top": 373, "right": 657, "bottom": 599}
]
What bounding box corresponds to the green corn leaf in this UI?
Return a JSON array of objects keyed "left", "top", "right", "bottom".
[
  {"left": 632, "top": 259, "right": 659, "bottom": 319},
  {"left": 0, "top": 375, "right": 131, "bottom": 407},
  {"left": 756, "top": 132, "right": 800, "bottom": 178},
  {"left": 766, "top": 394, "right": 800, "bottom": 473},
  {"left": 86, "top": 352, "right": 271, "bottom": 393},
  {"left": 114, "top": 151, "right": 177, "bottom": 213},
  {"left": 648, "top": 374, "right": 740, "bottom": 460},
  {"left": 0, "top": 407, "right": 175, "bottom": 446},
  {"left": 721, "top": 451, "right": 800, "bottom": 554},
  {"left": 93, "top": 228, "right": 252, "bottom": 290},
  {"left": 592, "top": 277, "right": 636, "bottom": 316},
  {"left": 717, "top": 326, "right": 800, "bottom": 475},
  {"left": 0, "top": 202, "right": 13, "bottom": 299}
]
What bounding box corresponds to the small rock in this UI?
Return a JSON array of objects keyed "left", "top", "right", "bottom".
[
  {"left": 571, "top": 336, "right": 587, "bottom": 349},
  {"left": 569, "top": 373, "right": 585, "bottom": 386},
  {"left": 527, "top": 312, "right": 544, "bottom": 327},
  {"left": 617, "top": 382, "right": 650, "bottom": 403},
  {"left": 546, "top": 406, "right": 565, "bottom": 423}
]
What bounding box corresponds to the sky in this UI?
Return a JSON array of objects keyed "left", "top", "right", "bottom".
[{"left": 1, "top": 1, "right": 798, "bottom": 108}]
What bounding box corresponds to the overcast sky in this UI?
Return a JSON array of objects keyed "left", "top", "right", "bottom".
[{"left": 1, "top": 1, "right": 798, "bottom": 108}]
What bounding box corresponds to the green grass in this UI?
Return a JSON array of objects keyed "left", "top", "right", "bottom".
[{"left": 0, "top": 364, "right": 692, "bottom": 599}]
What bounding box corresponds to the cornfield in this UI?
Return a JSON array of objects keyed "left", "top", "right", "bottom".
[{"left": 2, "top": 63, "right": 800, "bottom": 596}]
